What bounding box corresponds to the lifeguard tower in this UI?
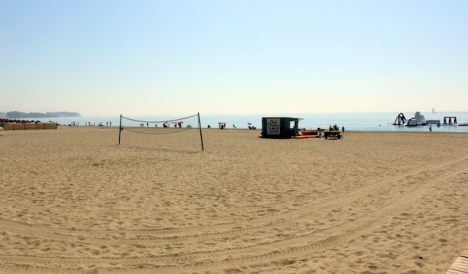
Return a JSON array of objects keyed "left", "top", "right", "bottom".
[{"left": 261, "top": 117, "right": 303, "bottom": 138}]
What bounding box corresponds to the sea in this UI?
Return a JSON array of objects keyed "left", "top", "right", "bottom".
[{"left": 21, "top": 111, "right": 468, "bottom": 133}]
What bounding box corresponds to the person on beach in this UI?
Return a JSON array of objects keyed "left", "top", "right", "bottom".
[
  {"left": 429, "top": 125, "right": 432, "bottom": 132},
  {"left": 342, "top": 126, "right": 345, "bottom": 132}
]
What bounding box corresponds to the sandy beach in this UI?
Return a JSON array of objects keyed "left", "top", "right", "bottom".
[{"left": 0, "top": 126, "right": 467, "bottom": 273}]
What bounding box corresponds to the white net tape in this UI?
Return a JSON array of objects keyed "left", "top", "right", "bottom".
[
  {"left": 121, "top": 114, "right": 197, "bottom": 123},
  {"left": 120, "top": 114, "right": 199, "bottom": 135}
]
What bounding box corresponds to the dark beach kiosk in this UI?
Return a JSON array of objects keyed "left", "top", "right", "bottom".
[{"left": 261, "top": 117, "right": 303, "bottom": 138}]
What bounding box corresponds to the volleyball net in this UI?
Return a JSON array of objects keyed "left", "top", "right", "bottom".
[{"left": 118, "top": 113, "right": 204, "bottom": 151}]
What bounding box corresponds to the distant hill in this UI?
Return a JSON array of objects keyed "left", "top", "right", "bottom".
[{"left": 6, "top": 111, "right": 81, "bottom": 118}]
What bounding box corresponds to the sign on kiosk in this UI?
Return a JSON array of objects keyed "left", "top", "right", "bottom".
[{"left": 266, "top": 119, "right": 280, "bottom": 135}]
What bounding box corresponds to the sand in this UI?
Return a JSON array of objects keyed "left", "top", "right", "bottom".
[{"left": 0, "top": 126, "right": 467, "bottom": 273}]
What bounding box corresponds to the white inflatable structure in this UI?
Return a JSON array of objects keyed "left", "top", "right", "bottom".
[{"left": 405, "top": 111, "right": 440, "bottom": 126}]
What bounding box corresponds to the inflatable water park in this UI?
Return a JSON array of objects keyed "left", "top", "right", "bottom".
[{"left": 392, "top": 111, "right": 463, "bottom": 127}]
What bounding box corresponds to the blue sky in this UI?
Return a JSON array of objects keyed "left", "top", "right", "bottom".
[{"left": 1, "top": 0, "right": 467, "bottom": 116}]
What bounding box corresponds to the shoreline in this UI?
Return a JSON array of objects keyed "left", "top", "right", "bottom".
[{"left": 3, "top": 125, "right": 468, "bottom": 136}]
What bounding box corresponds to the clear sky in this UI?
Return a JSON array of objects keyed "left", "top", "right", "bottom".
[{"left": 1, "top": 0, "right": 467, "bottom": 116}]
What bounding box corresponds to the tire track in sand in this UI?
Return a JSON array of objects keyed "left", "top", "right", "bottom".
[
  {"left": 1, "top": 159, "right": 467, "bottom": 273},
  {"left": 1, "top": 155, "right": 466, "bottom": 243}
]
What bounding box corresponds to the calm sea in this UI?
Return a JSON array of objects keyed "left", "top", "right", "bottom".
[{"left": 24, "top": 112, "right": 468, "bottom": 133}]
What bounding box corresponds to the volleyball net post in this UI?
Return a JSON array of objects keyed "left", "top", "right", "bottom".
[
  {"left": 118, "top": 114, "right": 122, "bottom": 145},
  {"left": 198, "top": 112, "right": 204, "bottom": 151}
]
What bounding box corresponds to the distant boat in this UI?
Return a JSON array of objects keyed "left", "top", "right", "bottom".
[{"left": 432, "top": 107, "right": 436, "bottom": 113}]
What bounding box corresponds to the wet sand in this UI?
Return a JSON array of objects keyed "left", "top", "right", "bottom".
[{"left": 1, "top": 126, "right": 467, "bottom": 273}]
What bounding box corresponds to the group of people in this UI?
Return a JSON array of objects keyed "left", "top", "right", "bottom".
[
  {"left": 206, "top": 124, "right": 256, "bottom": 129},
  {"left": 328, "top": 124, "right": 344, "bottom": 132},
  {"left": 161, "top": 122, "right": 190, "bottom": 128}
]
